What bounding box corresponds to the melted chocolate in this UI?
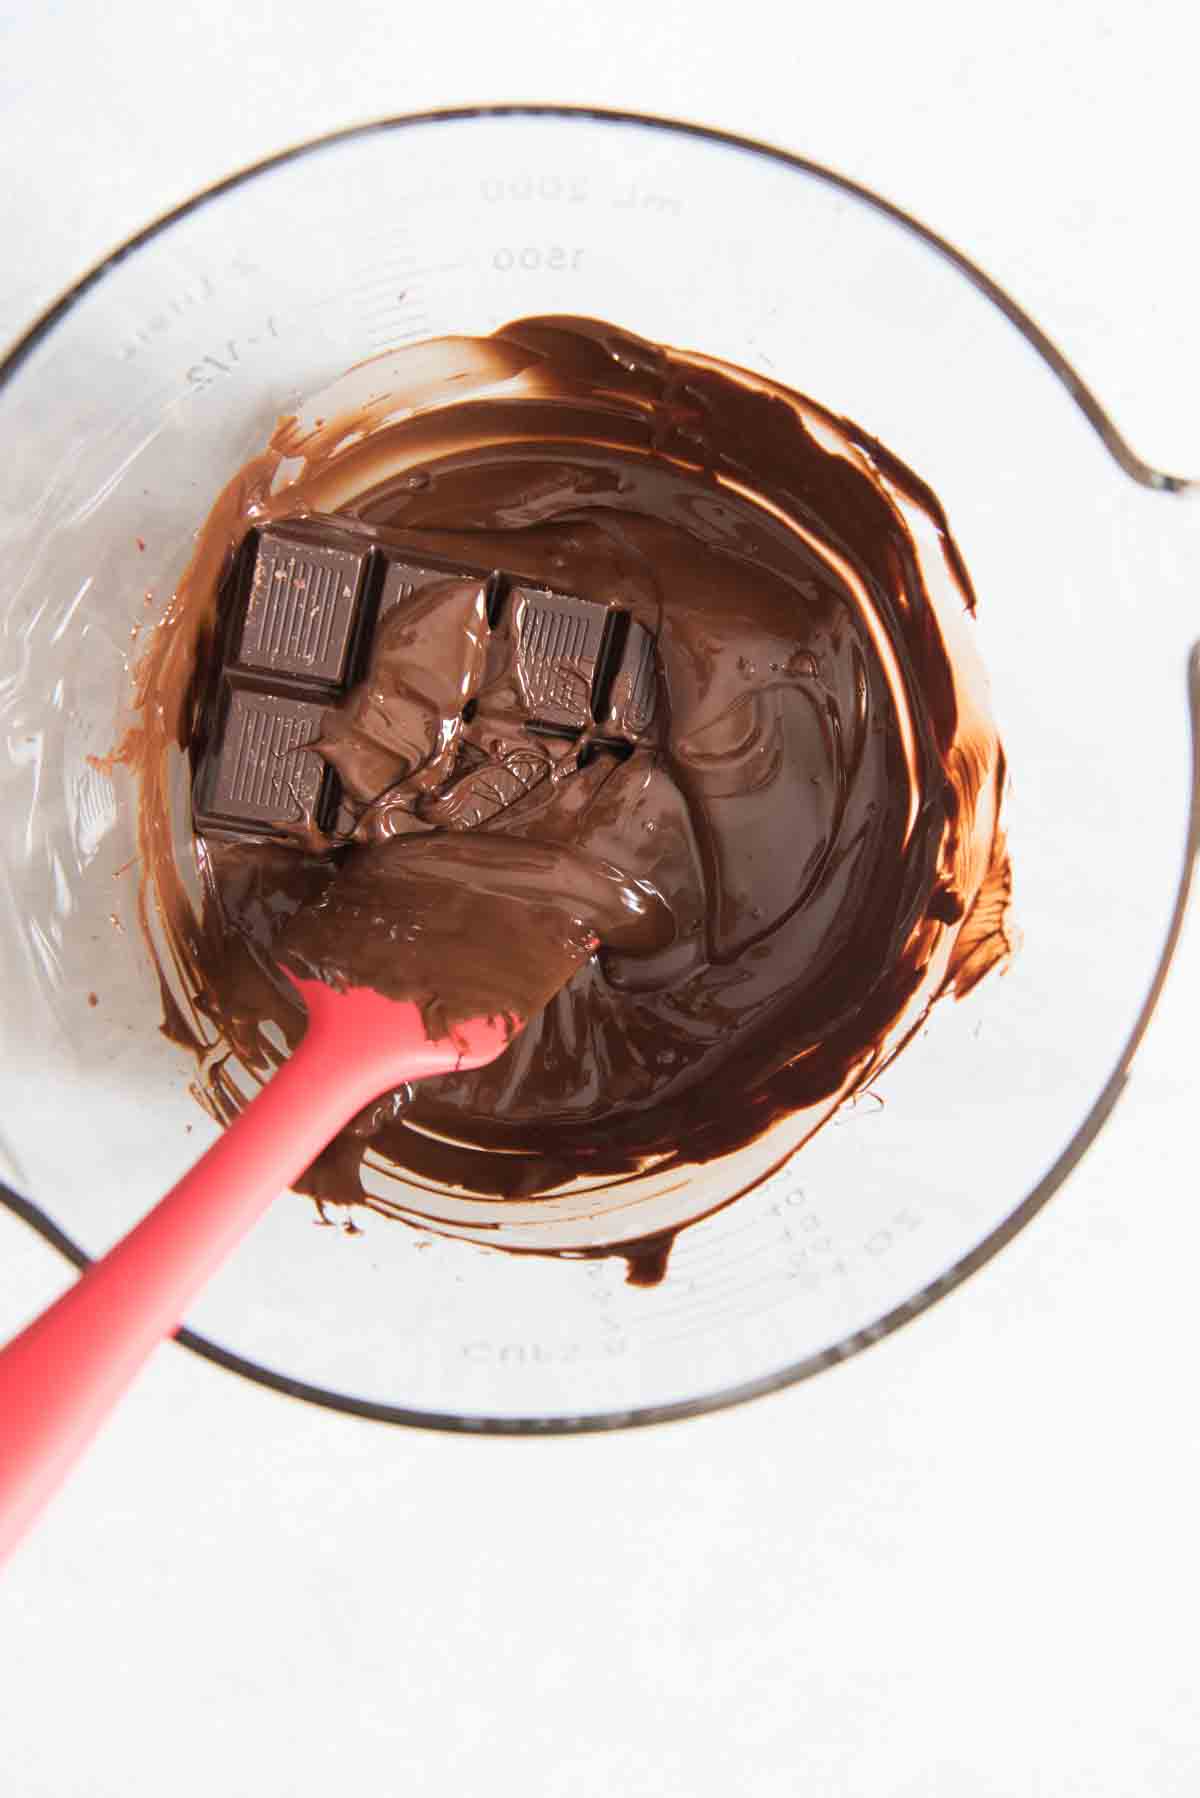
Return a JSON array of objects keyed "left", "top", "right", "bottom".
[
  {"left": 118, "top": 316, "right": 1013, "bottom": 1268},
  {"left": 279, "top": 832, "right": 675, "bottom": 1032}
]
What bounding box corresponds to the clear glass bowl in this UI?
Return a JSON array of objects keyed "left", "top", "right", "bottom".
[{"left": 1, "top": 108, "right": 1196, "bottom": 1430}]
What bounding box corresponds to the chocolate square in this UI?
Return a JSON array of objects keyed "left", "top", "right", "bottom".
[
  {"left": 510, "top": 585, "right": 611, "bottom": 733},
  {"left": 195, "top": 686, "right": 331, "bottom": 835},
  {"left": 375, "top": 553, "right": 476, "bottom": 622},
  {"left": 235, "top": 525, "right": 370, "bottom": 686}
]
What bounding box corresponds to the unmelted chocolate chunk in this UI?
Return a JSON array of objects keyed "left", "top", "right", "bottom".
[
  {"left": 236, "top": 522, "right": 371, "bottom": 687},
  {"left": 597, "top": 615, "right": 657, "bottom": 739},
  {"left": 376, "top": 551, "right": 494, "bottom": 624},
  {"left": 191, "top": 515, "right": 660, "bottom": 842},
  {"left": 193, "top": 685, "right": 336, "bottom": 837},
  {"left": 510, "top": 585, "right": 610, "bottom": 733}
]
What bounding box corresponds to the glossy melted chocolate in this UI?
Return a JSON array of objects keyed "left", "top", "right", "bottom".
[{"left": 124, "top": 316, "right": 1013, "bottom": 1254}]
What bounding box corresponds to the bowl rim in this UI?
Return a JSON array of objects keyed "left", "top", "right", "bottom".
[{"left": 2, "top": 103, "right": 1197, "bottom": 1435}]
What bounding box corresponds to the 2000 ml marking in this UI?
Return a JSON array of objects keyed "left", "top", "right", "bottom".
[
  {"left": 481, "top": 175, "right": 589, "bottom": 205},
  {"left": 479, "top": 174, "right": 682, "bottom": 215}
]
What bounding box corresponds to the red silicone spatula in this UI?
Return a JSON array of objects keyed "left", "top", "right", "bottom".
[
  {"left": 0, "top": 975, "right": 520, "bottom": 1565},
  {"left": 0, "top": 819, "right": 666, "bottom": 1563}
]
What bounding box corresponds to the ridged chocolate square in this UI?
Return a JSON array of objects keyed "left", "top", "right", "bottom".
[
  {"left": 235, "top": 526, "right": 370, "bottom": 686},
  {"left": 376, "top": 554, "right": 466, "bottom": 621},
  {"left": 510, "top": 585, "right": 610, "bottom": 732},
  {"left": 196, "top": 687, "right": 330, "bottom": 833}
]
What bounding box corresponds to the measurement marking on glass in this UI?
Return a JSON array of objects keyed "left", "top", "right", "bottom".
[
  {"left": 668, "top": 1209, "right": 823, "bottom": 1271},
  {"left": 631, "top": 1268, "right": 816, "bottom": 1334},
  {"left": 639, "top": 1297, "right": 802, "bottom": 1350},
  {"left": 359, "top": 299, "right": 431, "bottom": 324},
  {"left": 491, "top": 246, "right": 585, "bottom": 273},
  {"left": 670, "top": 1214, "right": 794, "bottom": 1264},
  {"left": 353, "top": 259, "right": 467, "bottom": 283},
  {"left": 661, "top": 1233, "right": 801, "bottom": 1290}
]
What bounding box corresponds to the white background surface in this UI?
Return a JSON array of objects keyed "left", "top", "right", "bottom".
[{"left": 2, "top": 4, "right": 1198, "bottom": 1792}]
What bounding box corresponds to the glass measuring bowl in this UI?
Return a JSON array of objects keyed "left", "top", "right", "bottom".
[{"left": 1, "top": 108, "right": 1196, "bottom": 1429}]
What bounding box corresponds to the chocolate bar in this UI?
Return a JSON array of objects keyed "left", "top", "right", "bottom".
[{"left": 192, "top": 515, "right": 658, "bottom": 843}]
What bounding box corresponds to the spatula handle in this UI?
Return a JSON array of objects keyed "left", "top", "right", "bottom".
[{"left": 0, "top": 983, "right": 512, "bottom": 1564}]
